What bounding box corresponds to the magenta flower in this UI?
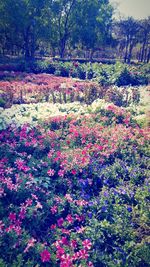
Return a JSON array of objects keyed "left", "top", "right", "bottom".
[
  {"left": 51, "top": 205, "right": 58, "bottom": 214},
  {"left": 66, "top": 214, "right": 73, "bottom": 224},
  {"left": 9, "top": 213, "right": 16, "bottom": 222},
  {"left": 58, "top": 169, "right": 65, "bottom": 177},
  {"left": 71, "top": 169, "right": 76, "bottom": 175},
  {"left": 82, "top": 239, "right": 92, "bottom": 250},
  {"left": 40, "top": 249, "right": 51, "bottom": 262},
  {"left": 57, "top": 218, "right": 64, "bottom": 227}
]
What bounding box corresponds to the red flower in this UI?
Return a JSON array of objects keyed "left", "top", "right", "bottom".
[
  {"left": 50, "top": 224, "right": 56, "bottom": 230},
  {"left": 71, "top": 169, "right": 76, "bottom": 175},
  {"left": 40, "top": 249, "right": 51, "bottom": 262}
]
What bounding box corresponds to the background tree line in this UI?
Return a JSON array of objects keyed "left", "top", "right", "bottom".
[{"left": 0, "top": 0, "right": 149, "bottom": 63}]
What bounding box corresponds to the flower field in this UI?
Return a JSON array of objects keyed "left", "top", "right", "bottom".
[{"left": 0, "top": 72, "right": 150, "bottom": 267}]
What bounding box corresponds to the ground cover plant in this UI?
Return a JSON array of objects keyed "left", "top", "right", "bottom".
[{"left": 0, "top": 71, "right": 150, "bottom": 267}]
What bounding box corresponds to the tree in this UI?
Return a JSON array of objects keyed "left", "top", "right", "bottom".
[
  {"left": 138, "top": 17, "right": 150, "bottom": 63},
  {"left": 72, "top": 0, "right": 113, "bottom": 59},
  {"left": 117, "top": 17, "right": 140, "bottom": 63},
  {"left": 0, "top": 0, "right": 46, "bottom": 59},
  {"left": 45, "top": 0, "right": 113, "bottom": 58},
  {"left": 48, "top": 0, "right": 77, "bottom": 58},
  {"left": 0, "top": 0, "right": 114, "bottom": 59}
]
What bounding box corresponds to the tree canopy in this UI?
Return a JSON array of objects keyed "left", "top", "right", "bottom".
[{"left": 0, "top": 0, "right": 149, "bottom": 62}]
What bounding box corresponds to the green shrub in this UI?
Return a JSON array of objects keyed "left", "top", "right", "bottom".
[{"left": 0, "top": 97, "right": 6, "bottom": 107}]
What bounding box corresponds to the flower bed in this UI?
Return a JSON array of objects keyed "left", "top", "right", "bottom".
[
  {"left": 0, "top": 101, "right": 150, "bottom": 266},
  {"left": 0, "top": 73, "right": 100, "bottom": 106},
  {"left": 0, "top": 73, "right": 140, "bottom": 108}
]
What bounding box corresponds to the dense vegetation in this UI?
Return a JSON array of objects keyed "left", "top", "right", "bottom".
[
  {"left": 0, "top": 0, "right": 150, "bottom": 62},
  {"left": 0, "top": 1, "right": 150, "bottom": 266},
  {"left": 0, "top": 67, "right": 150, "bottom": 266}
]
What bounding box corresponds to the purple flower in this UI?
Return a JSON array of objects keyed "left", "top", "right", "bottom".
[{"left": 127, "top": 207, "right": 132, "bottom": 212}]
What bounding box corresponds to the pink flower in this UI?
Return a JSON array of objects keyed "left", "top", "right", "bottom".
[
  {"left": 70, "top": 239, "right": 77, "bottom": 249},
  {"left": 47, "top": 149, "right": 55, "bottom": 158},
  {"left": 78, "top": 249, "right": 89, "bottom": 259},
  {"left": 66, "top": 214, "right": 73, "bottom": 224},
  {"left": 50, "top": 224, "right": 56, "bottom": 230},
  {"left": 56, "top": 246, "right": 65, "bottom": 259},
  {"left": 40, "top": 249, "right": 51, "bottom": 262},
  {"left": 58, "top": 169, "right": 65, "bottom": 177},
  {"left": 71, "top": 169, "right": 76, "bottom": 175},
  {"left": 51, "top": 205, "right": 57, "bottom": 214},
  {"left": 19, "top": 208, "right": 26, "bottom": 219},
  {"left": 60, "top": 253, "right": 72, "bottom": 267},
  {"left": 0, "top": 220, "right": 5, "bottom": 233},
  {"left": 61, "top": 228, "right": 70, "bottom": 234},
  {"left": 14, "top": 225, "right": 22, "bottom": 236},
  {"left": 24, "top": 237, "right": 36, "bottom": 253},
  {"left": 25, "top": 198, "right": 33, "bottom": 207},
  {"left": 82, "top": 239, "right": 92, "bottom": 250},
  {"left": 47, "top": 169, "right": 55, "bottom": 176},
  {"left": 15, "top": 159, "right": 25, "bottom": 170},
  {"left": 61, "top": 236, "right": 69, "bottom": 246},
  {"left": 75, "top": 214, "right": 84, "bottom": 222},
  {"left": 6, "top": 224, "right": 14, "bottom": 233},
  {"left": 5, "top": 167, "right": 14, "bottom": 175},
  {"left": 65, "top": 194, "right": 73, "bottom": 202},
  {"left": 31, "top": 194, "right": 38, "bottom": 200},
  {"left": 88, "top": 262, "right": 94, "bottom": 267}
]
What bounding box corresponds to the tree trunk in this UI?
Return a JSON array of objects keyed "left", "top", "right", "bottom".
[
  {"left": 24, "top": 37, "right": 30, "bottom": 59},
  {"left": 31, "top": 43, "right": 35, "bottom": 59},
  {"left": 127, "top": 42, "right": 134, "bottom": 63},
  {"left": 140, "top": 35, "right": 147, "bottom": 62},
  {"left": 59, "top": 39, "right": 66, "bottom": 58},
  {"left": 124, "top": 37, "right": 129, "bottom": 63},
  {"left": 90, "top": 49, "right": 94, "bottom": 60},
  {"left": 24, "top": 27, "right": 31, "bottom": 59},
  {"left": 138, "top": 47, "right": 142, "bottom": 62},
  {"left": 144, "top": 41, "right": 149, "bottom": 63},
  {"left": 147, "top": 47, "right": 150, "bottom": 63},
  {"left": 30, "top": 26, "right": 36, "bottom": 60}
]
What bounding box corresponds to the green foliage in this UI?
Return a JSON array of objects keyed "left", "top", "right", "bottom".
[
  {"left": 26, "top": 60, "right": 149, "bottom": 87},
  {"left": 0, "top": 0, "right": 113, "bottom": 58},
  {"left": 0, "top": 97, "right": 6, "bottom": 107}
]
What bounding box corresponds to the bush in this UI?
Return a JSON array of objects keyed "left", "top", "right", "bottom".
[
  {"left": 31, "top": 60, "right": 56, "bottom": 74},
  {"left": 0, "top": 97, "right": 6, "bottom": 107},
  {"left": 54, "top": 62, "right": 70, "bottom": 77}
]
